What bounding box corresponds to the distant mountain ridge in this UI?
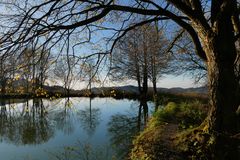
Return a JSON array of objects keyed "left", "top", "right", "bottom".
[
  {"left": 3, "top": 78, "right": 207, "bottom": 95},
  {"left": 89, "top": 85, "right": 208, "bottom": 95},
  {"left": 0, "top": 78, "right": 207, "bottom": 98},
  {"left": 159, "top": 86, "right": 208, "bottom": 94}
]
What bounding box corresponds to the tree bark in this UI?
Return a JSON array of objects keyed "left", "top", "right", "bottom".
[
  {"left": 152, "top": 77, "right": 157, "bottom": 95},
  {"left": 207, "top": 51, "right": 239, "bottom": 134},
  {"left": 202, "top": 0, "right": 240, "bottom": 135},
  {"left": 189, "top": 1, "right": 240, "bottom": 158},
  {"left": 197, "top": 2, "right": 240, "bottom": 157},
  {"left": 135, "top": 53, "right": 142, "bottom": 94},
  {"left": 205, "top": 36, "right": 240, "bottom": 159},
  {"left": 151, "top": 54, "right": 157, "bottom": 96},
  {"left": 141, "top": 100, "right": 148, "bottom": 126},
  {"left": 142, "top": 30, "right": 148, "bottom": 98},
  {"left": 142, "top": 65, "right": 148, "bottom": 98},
  {"left": 1, "top": 78, "right": 6, "bottom": 95}
]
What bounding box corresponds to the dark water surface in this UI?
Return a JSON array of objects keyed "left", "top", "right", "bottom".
[{"left": 0, "top": 98, "right": 154, "bottom": 160}]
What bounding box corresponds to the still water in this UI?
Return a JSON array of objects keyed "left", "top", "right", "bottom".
[{"left": 0, "top": 98, "right": 154, "bottom": 160}]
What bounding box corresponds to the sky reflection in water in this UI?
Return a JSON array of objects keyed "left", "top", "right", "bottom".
[{"left": 0, "top": 98, "right": 154, "bottom": 160}]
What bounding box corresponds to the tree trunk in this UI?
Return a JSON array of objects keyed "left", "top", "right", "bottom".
[
  {"left": 134, "top": 50, "right": 142, "bottom": 94},
  {"left": 137, "top": 104, "right": 142, "bottom": 132},
  {"left": 207, "top": 53, "right": 239, "bottom": 134},
  {"left": 151, "top": 53, "right": 157, "bottom": 96},
  {"left": 152, "top": 77, "right": 157, "bottom": 96},
  {"left": 141, "top": 100, "right": 148, "bottom": 126},
  {"left": 142, "top": 34, "right": 148, "bottom": 98},
  {"left": 205, "top": 38, "right": 240, "bottom": 159},
  {"left": 201, "top": 8, "right": 240, "bottom": 157},
  {"left": 142, "top": 69, "right": 148, "bottom": 98},
  {"left": 203, "top": 0, "right": 240, "bottom": 135},
  {"left": 136, "top": 62, "right": 142, "bottom": 94},
  {"left": 1, "top": 78, "right": 6, "bottom": 95}
]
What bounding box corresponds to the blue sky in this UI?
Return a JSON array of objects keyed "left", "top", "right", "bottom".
[
  {"left": 158, "top": 75, "right": 200, "bottom": 88},
  {"left": 0, "top": 1, "right": 205, "bottom": 89}
]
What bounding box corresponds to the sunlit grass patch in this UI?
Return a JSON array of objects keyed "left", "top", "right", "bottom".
[
  {"left": 153, "top": 102, "right": 179, "bottom": 123},
  {"left": 153, "top": 100, "right": 207, "bottom": 129}
]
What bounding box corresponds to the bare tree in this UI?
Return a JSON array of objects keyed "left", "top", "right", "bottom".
[
  {"left": 0, "top": 55, "right": 9, "bottom": 95},
  {"left": 0, "top": 53, "right": 18, "bottom": 95},
  {"left": 147, "top": 25, "right": 171, "bottom": 95},
  {"left": 80, "top": 59, "right": 100, "bottom": 94},
  {"left": 16, "top": 47, "right": 52, "bottom": 93},
  {"left": 53, "top": 56, "right": 76, "bottom": 96},
  {"left": 110, "top": 26, "right": 146, "bottom": 96},
  {"left": 111, "top": 24, "right": 170, "bottom": 98}
]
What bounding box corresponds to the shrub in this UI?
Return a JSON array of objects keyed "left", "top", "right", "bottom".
[
  {"left": 178, "top": 101, "right": 206, "bottom": 129},
  {"left": 153, "top": 102, "right": 179, "bottom": 123}
]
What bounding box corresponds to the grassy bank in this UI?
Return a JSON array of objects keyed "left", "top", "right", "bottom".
[{"left": 130, "top": 100, "right": 209, "bottom": 160}]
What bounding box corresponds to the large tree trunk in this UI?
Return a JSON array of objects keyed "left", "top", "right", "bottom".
[
  {"left": 200, "top": 3, "right": 240, "bottom": 157},
  {"left": 203, "top": 0, "right": 240, "bottom": 135},
  {"left": 205, "top": 37, "right": 240, "bottom": 159},
  {"left": 207, "top": 51, "right": 239, "bottom": 134}
]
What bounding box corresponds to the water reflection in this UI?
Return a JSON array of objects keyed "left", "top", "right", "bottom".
[
  {"left": 108, "top": 100, "right": 149, "bottom": 159},
  {"left": 78, "top": 98, "right": 101, "bottom": 136},
  {"left": 0, "top": 98, "right": 102, "bottom": 146},
  {"left": 0, "top": 98, "right": 154, "bottom": 160},
  {"left": 53, "top": 98, "right": 76, "bottom": 135},
  {"left": 0, "top": 99, "right": 53, "bottom": 145}
]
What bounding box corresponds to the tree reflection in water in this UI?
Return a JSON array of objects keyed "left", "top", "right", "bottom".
[
  {"left": 108, "top": 100, "right": 149, "bottom": 159},
  {"left": 53, "top": 97, "right": 75, "bottom": 135},
  {"left": 0, "top": 98, "right": 151, "bottom": 159},
  {"left": 78, "top": 98, "right": 101, "bottom": 136},
  {"left": 0, "top": 99, "right": 54, "bottom": 145},
  {"left": 0, "top": 97, "right": 102, "bottom": 146}
]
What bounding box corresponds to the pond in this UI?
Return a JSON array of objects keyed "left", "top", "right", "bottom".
[{"left": 0, "top": 98, "right": 154, "bottom": 160}]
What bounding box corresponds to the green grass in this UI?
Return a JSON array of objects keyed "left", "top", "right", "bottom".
[
  {"left": 178, "top": 101, "right": 206, "bottom": 129},
  {"left": 153, "top": 100, "right": 207, "bottom": 129},
  {"left": 153, "top": 102, "right": 179, "bottom": 123},
  {"left": 130, "top": 99, "right": 208, "bottom": 160}
]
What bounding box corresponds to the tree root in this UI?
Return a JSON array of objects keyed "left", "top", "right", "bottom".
[{"left": 174, "top": 124, "right": 240, "bottom": 160}]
